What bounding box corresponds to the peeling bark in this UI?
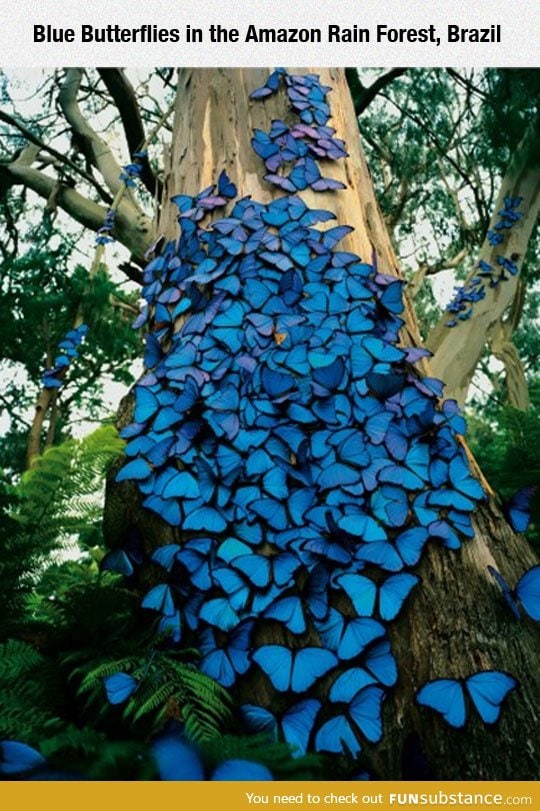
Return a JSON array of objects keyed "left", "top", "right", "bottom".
[
  {"left": 104, "top": 69, "right": 540, "bottom": 779},
  {"left": 426, "top": 112, "right": 540, "bottom": 406}
]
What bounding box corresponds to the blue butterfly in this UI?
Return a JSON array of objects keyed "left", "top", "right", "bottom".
[
  {"left": 336, "top": 572, "right": 420, "bottom": 621},
  {"left": 316, "top": 609, "right": 386, "bottom": 660},
  {"left": 141, "top": 584, "right": 176, "bottom": 617},
  {"left": 142, "top": 494, "right": 182, "bottom": 526},
  {"left": 448, "top": 455, "right": 484, "bottom": 501},
  {"left": 241, "top": 699, "right": 321, "bottom": 756},
  {"left": 116, "top": 457, "right": 152, "bottom": 483},
  {"left": 315, "top": 685, "right": 386, "bottom": 756},
  {"left": 104, "top": 672, "right": 138, "bottom": 705},
  {"left": 503, "top": 485, "right": 536, "bottom": 533},
  {"left": 183, "top": 505, "right": 228, "bottom": 533},
  {"left": 158, "top": 610, "right": 182, "bottom": 643},
  {"left": 488, "top": 565, "right": 540, "bottom": 621},
  {"left": 100, "top": 531, "right": 144, "bottom": 576},
  {"left": 234, "top": 552, "right": 300, "bottom": 589},
  {"left": 151, "top": 729, "right": 205, "bottom": 780},
  {"left": 370, "top": 485, "right": 409, "bottom": 528},
  {"left": 0, "top": 741, "right": 47, "bottom": 776},
  {"left": 416, "top": 671, "right": 518, "bottom": 728},
  {"left": 379, "top": 280, "right": 404, "bottom": 315},
  {"left": 252, "top": 645, "right": 337, "bottom": 692},
  {"left": 329, "top": 638, "right": 397, "bottom": 693},
  {"left": 198, "top": 621, "right": 253, "bottom": 687},
  {"left": 217, "top": 169, "right": 237, "bottom": 199},
  {"left": 264, "top": 595, "right": 307, "bottom": 633}
]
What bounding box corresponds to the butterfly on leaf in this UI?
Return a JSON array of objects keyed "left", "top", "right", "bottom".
[
  {"left": 103, "top": 672, "right": 138, "bottom": 705},
  {"left": 415, "top": 671, "right": 518, "bottom": 728}
]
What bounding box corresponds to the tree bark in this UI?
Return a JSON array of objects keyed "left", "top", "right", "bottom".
[
  {"left": 104, "top": 69, "right": 539, "bottom": 780},
  {"left": 426, "top": 112, "right": 540, "bottom": 406}
]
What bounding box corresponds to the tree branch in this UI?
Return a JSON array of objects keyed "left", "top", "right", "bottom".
[
  {"left": 97, "top": 68, "right": 162, "bottom": 199},
  {"left": 409, "top": 247, "right": 469, "bottom": 297},
  {"left": 347, "top": 68, "right": 408, "bottom": 116},
  {"left": 57, "top": 68, "right": 142, "bottom": 205},
  {"left": 0, "top": 108, "right": 113, "bottom": 204},
  {"left": 0, "top": 159, "right": 153, "bottom": 263},
  {"left": 426, "top": 109, "right": 540, "bottom": 405}
]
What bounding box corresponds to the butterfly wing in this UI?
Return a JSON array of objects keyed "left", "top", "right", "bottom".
[
  {"left": 378, "top": 573, "right": 420, "bottom": 621},
  {"left": 516, "top": 565, "right": 540, "bottom": 621},
  {"left": 264, "top": 596, "right": 306, "bottom": 634},
  {"left": 116, "top": 457, "right": 152, "bottom": 483},
  {"left": 363, "top": 638, "right": 398, "bottom": 687},
  {"left": 252, "top": 645, "right": 292, "bottom": 692},
  {"left": 291, "top": 647, "right": 338, "bottom": 692},
  {"left": 329, "top": 668, "right": 378, "bottom": 703},
  {"left": 281, "top": 699, "right": 321, "bottom": 757},
  {"left": 416, "top": 679, "right": 467, "bottom": 728},
  {"left": 336, "top": 573, "right": 377, "bottom": 616},
  {"left": 504, "top": 485, "right": 536, "bottom": 533},
  {"left": 349, "top": 685, "right": 386, "bottom": 743},
  {"left": 314, "top": 715, "right": 362, "bottom": 757},
  {"left": 141, "top": 584, "right": 176, "bottom": 617},
  {"left": 487, "top": 566, "right": 521, "bottom": 619},
  {"left": 240, "top": 704, "right": 278, "bottom": 739},
  {"left": 338, "top": 618, "right": 386, "bottom": 660},
  {"left": 151, "top": 730, "right": 205, "bottom": 780},
  {"left": 465, "top": 671, "right": 518, "bottom": 724},
  {"left": 0, "top": 741, "right": 47, "bottom": 776},
  {"left": 104, "top": 672, "right": 138, "bottom": 705}
]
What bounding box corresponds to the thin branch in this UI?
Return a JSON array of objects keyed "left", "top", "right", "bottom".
[
  {"left": 57, "top": 68, "right": 140, "bottom": 205},
  {"left": 0, "top": 109, "right": 112, "bottom": 204},
  {"left": 446, "top": 68, "right": 489, "bottom": 101},
  {"left": 0, "top": 159, "right": 152, "bottom": 262},
  {"left": 97, "top": 68, "right": 162, "bottom": 198},
  {"left": 347, "top": 68, "right": 408, "bottom": 116},
  {"left": 0, "top": 391, "right": 31, "bottom": 429}
]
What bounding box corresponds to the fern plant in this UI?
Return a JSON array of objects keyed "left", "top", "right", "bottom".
[
  {"left": 0, "top": 639, "right": 64, "bottom": 743},
  {"left": 16, "top": 424, "right": 125, "bottom": 545},
  {"left": 77, "top": 647, "right": 232, "bottom": 741},
  {"left": 0, "top": 425, "right": 124, "bottom": 636}
]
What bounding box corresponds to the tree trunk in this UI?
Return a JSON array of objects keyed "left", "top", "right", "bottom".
[
  {"left": 426, "top": 111, "right": 540, "bottom": 406},
  {"left": 104, "top": 69, "right": 539, "bottom": 780}
]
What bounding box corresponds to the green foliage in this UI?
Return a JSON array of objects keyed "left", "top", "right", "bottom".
[
  {"left": 358, "top": 68, "right": 539, "bottom": 345},
  {"left": 78, "top": 648, "right": 232, "bottom": 740},
  {"left": 16, "top": 424, "right": 124, "bottom": 537},
  {"left": 468, "top": 392, "right": 540, "bottom": 550},
  {"left": 0, "top": 222, "right": 141, "bottom": 476},
  {"left": 0, "top": 426, "right": 124, "bottom": 636},
  {"left": 0, "top": 639, "right": 65, "bottom": 743},
  {"left": 0, "top": 639, "right": 155, "bottom": 779},
  {"left": 200, "top": 733, "right": 324, "bottom": 779}
]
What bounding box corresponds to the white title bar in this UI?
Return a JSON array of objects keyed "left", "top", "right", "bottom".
[{"left": 0, "top": 0, "right": 538, "bottom": 66}]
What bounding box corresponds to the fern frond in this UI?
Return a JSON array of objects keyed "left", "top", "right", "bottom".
[{"left": 15, "top": 425, "right": 124, "bottom": 539}]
